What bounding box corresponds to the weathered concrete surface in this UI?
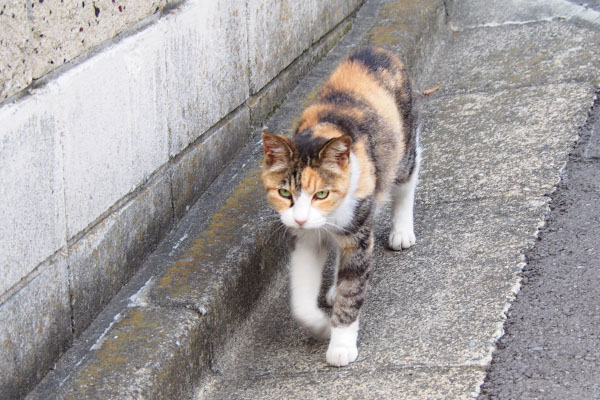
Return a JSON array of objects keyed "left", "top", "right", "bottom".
[
  {"left": 68, "top": 172, "right": 173, "bottom": 336},
  {"left": 0, "top": 0, "right": 178, "bottom": 102},
  {"left": 199, "top": 365, "right": 484, "bottom": 399},
  {"left": 420, "top": 85, "right": 592, "bottom": 204},
  {"left": 0, "top": 103, "right": 65, "bottom": 296},
  {"left": 366, "top": 0, "right": 445, "bottom": 87},
  {"left": 42, "top": 306, "right": 204, "bottom": 400},
  {"left": 170, "top": 107, "right": 251, "bottom": 220},
  {"left": 480, "top": 92, "right": 600, "bottom": 400},
  {"left": 246, "top": 0, "right": 362, "bottom": 93},
  {"left": 0, "top": 254, "right": 71, "bottom": 399},
  {"left": 448, "top": 0, "right": 600, "bottom": 30},
  {"left": 164, "top": 0, "right": 250, "bottom": 157},
  {"left": 424, "top": 19, "right": 600, "bottom": 96}
]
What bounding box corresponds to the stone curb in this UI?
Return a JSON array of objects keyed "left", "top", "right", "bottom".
[{"left": 26, "top": 0, "right": 447, "bottom": 398}]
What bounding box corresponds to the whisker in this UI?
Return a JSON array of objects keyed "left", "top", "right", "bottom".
[
  {"left": 324, "top": 221, "right": 346, "bottom": 231},
  {"left": 267, "top": 221, "right": 288, "bottom": 241}
]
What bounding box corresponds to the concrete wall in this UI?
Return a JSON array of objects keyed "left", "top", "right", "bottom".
[{"left": 0, "top": 0, "right": 361, "bottom": 397}]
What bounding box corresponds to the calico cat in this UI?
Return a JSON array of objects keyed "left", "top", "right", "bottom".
[{"left": 261, "top": 46, "right": 420, "bottom": 367}]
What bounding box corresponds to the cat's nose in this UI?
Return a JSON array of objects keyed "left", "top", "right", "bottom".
[{"left": 295, "top": 218, "right": 307, "bottom": 227}]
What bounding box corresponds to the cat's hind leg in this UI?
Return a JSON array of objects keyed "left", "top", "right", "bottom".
[
  {"left": 289, "top": 233, "right": 330, "bottom": 339},
  {"left": 389, "top": 147, "right": 420, "bottom": 251}
]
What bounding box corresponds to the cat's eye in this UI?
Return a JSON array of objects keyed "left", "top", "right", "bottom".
[
  {"left": 314, "top": 190, "right": 329, "bottom": 200},
  {"left": 278, "top": 188, "right": 292, "bottom": 198}
]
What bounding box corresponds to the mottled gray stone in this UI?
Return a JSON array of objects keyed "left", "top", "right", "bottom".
[
  {"left": 247, "top": 0, "right": 318, "bottom": 93},
  {"left": 30, "top": 133, "right": 290, "bottom": 400},
  {"left": 0, "top": 254, "right": 71, "bottom": 400},
  {"left": 0, "top": 103, "right": 66, "bottom": 295},
  {"left": 170, "top": 107, "right": 251, "bottom": 220},
  {"left": 247, "top": 0, "right": 360, "bottom": 93},
  {"left": 248, "top": 18, "right": 354, "bottom": 128},
  {"left": 150, "top": 156, "right": 289, "bottom": 317},
  {"left": 449, "top": 0, "right": 600, "bottom": 31},
  {"left": 69, "top": 173, "right": 173, "bottom": 336},
  {"left": 57, "top": 21, "right": 170, "bottom": 238},
  {"left": 310, "top": 0, "right": 362, "bottom": 43},
  {"left": 28, "top": 306, "right": 204, "bottom": 400},
  {"left": 165, "top": 0, "right": 250, "bottom": 156},
  {"left": 424, "top": 20, "right": 600, "bottom": 96},
  {"left": 0, "top": 0, "right": 178, "bottom": 102},
  {"left": 0, "top": 1, "right": 32, "bottom": 102},
  {"left": 197, "top": 366, "right": 485, "bottom": 400},
  {"left": 419, "top": 84, "right": 595, "bottom": 204},
  {"left": 365, "top": 0, "right": 446, "bottom": 87}
]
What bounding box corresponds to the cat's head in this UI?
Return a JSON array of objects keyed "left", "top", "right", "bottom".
[{"left": 261, "top": 130, "right": 353, "bottom": 229}]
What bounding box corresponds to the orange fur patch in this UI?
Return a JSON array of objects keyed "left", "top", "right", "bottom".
[
  {"left": 300, "top": 167, "right": 321, "bottom": 194},
  {"left": 326, "top": 62, "right": 402, "bottom": 134},
  {"left": 352, "top": 139, "right": 376, "bottom": 198}
]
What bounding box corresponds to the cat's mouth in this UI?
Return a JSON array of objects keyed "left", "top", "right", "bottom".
[
  {"left": 291, "top": 221, "right": 325, "bottom": 230},
  {"left": 282, "top": 217, "right": 326, "bottom": 230}
]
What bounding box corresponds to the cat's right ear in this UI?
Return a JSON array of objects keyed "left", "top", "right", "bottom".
[{"left": 262, "top": 130, "right": 293, "bottom": 168}]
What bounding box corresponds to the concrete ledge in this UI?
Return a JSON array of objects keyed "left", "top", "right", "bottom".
[
  {"left": 37, "top": 306, "right": 205, "bottom": 400},
  {"left": 0, "top": 253, "right": 71, "bottom": 398},
  {"left": 27, "top": 139, "right": 291, "bottom": 399},
  {"left": 69, "top": 172, "right": 174, "bottom": 336}
]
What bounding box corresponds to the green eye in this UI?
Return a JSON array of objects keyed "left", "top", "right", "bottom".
[
  {"left": 314, "top": 190, "right": 329, "bottom": 200},
  {"left": 278, "top": 188, "right": 292, "bottom": 198}
]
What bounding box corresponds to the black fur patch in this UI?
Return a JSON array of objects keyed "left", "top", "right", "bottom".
[
  {"left": 348, "top": 47, "right": 392, "bottom": 74},
  {"left": 293, "top": 129, "right": 328, "bottom": 164},
  {"left": 319, "top": 90, "right": 364, "bottom": 108}
]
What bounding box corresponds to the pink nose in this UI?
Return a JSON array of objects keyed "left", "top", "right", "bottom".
[{"left": 295, "top": 219, "right": 307, "bottom": 227}]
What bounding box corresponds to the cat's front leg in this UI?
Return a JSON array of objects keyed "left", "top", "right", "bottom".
[
  {"left": 325, "top": 246, "right": 340, "bottom": 307},
  {"left": 327, "top": 233, "right": 373, "bottom": 367},
  {"left": 289, "top": 233, "right": 330, "bottom": 339}
]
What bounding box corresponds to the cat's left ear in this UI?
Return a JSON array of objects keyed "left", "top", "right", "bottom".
[{"left": 319, "top": 135, "right": 352, "bottom": 169}]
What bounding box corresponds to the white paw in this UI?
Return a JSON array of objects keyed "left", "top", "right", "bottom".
[
  {"left": 326, "top": 343, "right": 358, "bottom": 367},
  {"left": 389, "top": 227, "right": 416, "bottom": 251},
  {"left": 326, "top": 285, "right": 336, "bottom": 306}
]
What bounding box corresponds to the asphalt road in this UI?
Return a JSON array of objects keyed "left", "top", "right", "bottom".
[{"left": 480, "top": 95, "right": 600, "bottom": 399}]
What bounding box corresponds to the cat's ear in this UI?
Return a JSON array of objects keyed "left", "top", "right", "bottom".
[
  {"left": 262, "top": 130, "right": 294, "bottom": 168},
  {"left": 319, "top": 135, "right": 352, "bottom": 169}
]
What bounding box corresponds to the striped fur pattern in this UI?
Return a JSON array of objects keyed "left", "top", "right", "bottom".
[{"left": 261, "top": 47, "right": 420, "bottom": 367}]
